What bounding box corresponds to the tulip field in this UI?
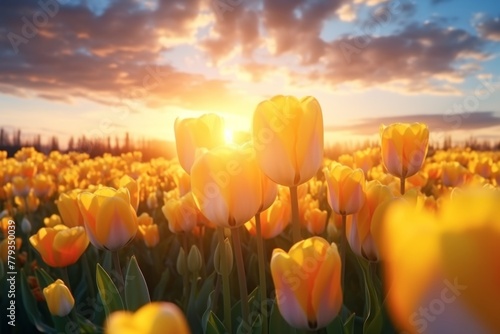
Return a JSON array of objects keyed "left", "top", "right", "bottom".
[{"left": 1, "top": 96, "right": 500, "bottom": 334}]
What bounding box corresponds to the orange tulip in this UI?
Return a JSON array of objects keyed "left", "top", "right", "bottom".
[
  {"left": 441, "top": 161, "right": 471, "bottom": 187},
  {"left": 323, "top": 163, "right": 366, "bottom": 215},
  {"left": 106, "top": 302, "right": 190, "bottom": 334},
  {"left": 77, "top": 187, "right": 138, "bottom": 251},
  {"left": 29, "top": 225, "right": 89, "bottom": 267},
  {"left": 380, "top": 123, "right": 429, "bottom": 179},
  {"left": 44, "top": 214, "right": 63, "bottom": 227},
  {"left": 191, "top": 145, "right": 262, "bottom": 228},
  {"left": 271, "top": 237, "right": 342, "bottom": 330},
  {"left": 32, "top": 174, "right": 53, "bottom": 198},
  {"left": 304, "top": 208, "right": 327, "bottom": 235},
  {"left": 252, "top": 95, "right": 324, "bottom": 186},
  {"left": 174, "top": 113, "right": 225, "bottom": 174}
]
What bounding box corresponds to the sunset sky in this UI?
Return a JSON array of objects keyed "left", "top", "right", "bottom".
[{"left": 1, "top": 0, "right": 500, "bottom": 148}]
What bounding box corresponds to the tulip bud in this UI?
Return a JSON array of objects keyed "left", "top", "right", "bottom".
[
  {"left": 176, "top": 248, "right": 187, "bottom": 276},
  {"left": 214, "top": 238, "right": 233, "bottom": 275},
  {"left": 43, "top": 279, "right": 75, "bottom": 317},
  {"left": 21, "top": 217, "right": 31, "bottom": 234},
  {"left": 187, "top": 245, "right": 202, "bottom": 276}
]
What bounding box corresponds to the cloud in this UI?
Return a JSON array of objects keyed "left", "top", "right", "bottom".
[
  {"left": 474, "top": 15, "right": 500, "bottom": 41},
  {"left": 0, "top": 0, "right": 250, "bottom": 114},
  {"left": 309, "top": 21, "right": 489, "bottom": 94},
  {"left": 325, "top": 111, "right": 500, "bottom": 135}
]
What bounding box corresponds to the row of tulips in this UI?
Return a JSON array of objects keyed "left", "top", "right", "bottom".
[{"left": 1, "top": 96, "right": 500, "bottom": 334}]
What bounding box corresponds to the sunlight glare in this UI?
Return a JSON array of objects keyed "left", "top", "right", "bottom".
[{"left": 224, "top": 129, "right": 234, "bottom": 144}]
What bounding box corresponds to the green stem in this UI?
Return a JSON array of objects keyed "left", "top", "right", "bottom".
[
  {"left": 340, "top": 214, "right": 347, "bottom": 294},
  {"left": 181, "top": 233, "right": 189, "bottom": 307},
  {"left": 255, "top": 213, "right": 268, "bottom": 334},
  {"left": 82, "top": 251, "right": 96, "bottom": 298},
  {"left": 232, "top": 227, "right": 250, "bottom": 326},
  {"left": 289, "top": 186, "right": 301, "bottom": 243},
  {"left": 60, "top": 266, "right": 71, "bottom": 290},
  {"left": 217, "top": 227, "right": 232, "bottom": 333},
  {"left": 112, "top": 251, "right": 124, "bottom": 296}
]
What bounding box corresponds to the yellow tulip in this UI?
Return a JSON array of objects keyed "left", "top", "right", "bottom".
[
  {"left": 56, "top": 190, "right": 84, "bottom": 227},
  {"left": 32, "top": 174, "right": 53, "bottom": 198},
  {"left": 137, "top": 212, "right": 153, "bottom": 226},
  {"left": 191, "top": 145, "right": 262, "bottom": 228},
  {"left": 441, "top": 161, "right": 471, "bottom": 187},
  {"left": 174, "top": 113, "right": 225, "bottom": 174},
  {"left": 304, "top": 208, "right": 327, "bottom": 235},
  {"left": 380, "top": 123, "right": 429, "bottom": 179},
  {"left": 119, "top": 175, "right": 140, "bottom": 212},
  {"left": 323, "top": 163, "right": 366, "bottom": 215},
  {"left": 245, "top": 198, "right": 290, "bottom": 239},
  {"left": 106, "top": 302, "right": 190, "bottom": 334},
  {"left": 44, "top": 214, "right": 63, "bottom": 227},
  {"left": 162, "top": 192, "right": 198, "bottom": 233},
  {"left": 43, "top": 279, "right": 74, "bottom": 317},
  {"left": 15, "top": 190, "right": 40, "bottom": 212},
  {"left": 375, "top": 188, "right": 500, "bottom": 333},
  {"left": 347, "top": 180, "right": 393, "bottom": 261},
  {"left": 252, "top": 95, "right": 324, "bottom": 186},
  {"left": 271, "top": 237, "right": 342, "bottom": 330},
  {"left": 138, "top": 224, "right": 159, "bottom": 248},
  {"left": 77, "top": 187, "right": 138, "bottom": 251},
  {"left": 29, "top": 225, "right": 89, "bottom": 267},
  {"left": 12, "top": 176, "right": 30, "bottom": 197}
]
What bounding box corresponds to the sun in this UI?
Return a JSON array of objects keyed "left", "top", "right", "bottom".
[{"left": 224, "top": 129, "right": 234, "bottom": 144}]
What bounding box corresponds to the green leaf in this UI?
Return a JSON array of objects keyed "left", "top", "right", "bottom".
[
  {"left": 124, "top": 256, "right": 150, "bottom": 311},
  {"left": 357, "top": 258, "right": 383, "bottom": 334},
  {"left": 153, "top": 268, "right": 170, "bottom": 301},
  {"left": 237, "top": 314, "right": 263, "bottom": 334},
  {"left": 326, "top": 315, "right": 344, "bottom": 334},
  {"left": 195, "top": 272, "right": 216, "bottom": 315},
  {"left": 96, "top": 263, "right": 124, "bottom": 317},
  {"left": 343, "top": 313, "right": 356, "bottom": 334},
  {"left": 19, "top": 269, "right": 55, "bottom": 332},
  {"left": 205, "top": 311, "right": 226, "bottom": 334},
  {"left": 34, "top": 268, "right": 55, "bottom": 289}
]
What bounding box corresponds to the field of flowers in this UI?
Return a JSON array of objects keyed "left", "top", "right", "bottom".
[{"left": 1, "top": 96, "right": 500, "bottom": 334}]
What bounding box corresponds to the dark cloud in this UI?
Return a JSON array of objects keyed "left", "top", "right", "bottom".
[
  {"left": 475, "top": 15, "right": 500, "bottom": 41},
  {"left": 0, "top": 0, "right": 247, "bottom": 113},
  {"left": 325, "top": 111, "right": 500, "bottom": 135},
  {"left": 309, "top": 21, "right": 489, "bottom": 93}
]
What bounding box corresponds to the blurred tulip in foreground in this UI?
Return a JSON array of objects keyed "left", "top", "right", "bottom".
[
  {"left": 271, "top": 237, "right": 342, "bottom": 330},
  {"left": 106, "top": 302, "right": 190, "bottom": 334},
  {"left": 375, "top": 188, "right": 500, "bottom": 334}
]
